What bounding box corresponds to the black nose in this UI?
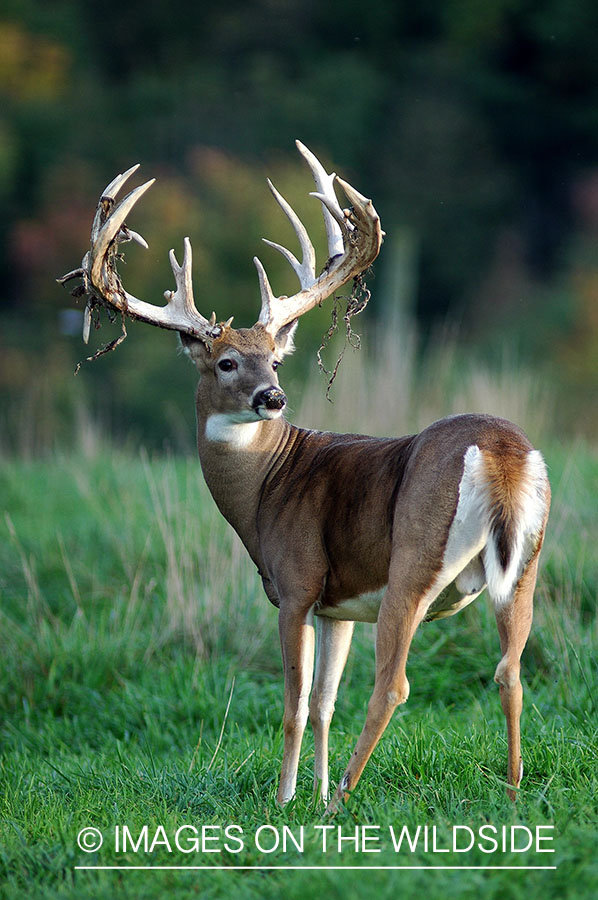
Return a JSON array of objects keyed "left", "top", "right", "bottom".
[{"left": 253, "top": 387, "right": 287, "bottom": 410}]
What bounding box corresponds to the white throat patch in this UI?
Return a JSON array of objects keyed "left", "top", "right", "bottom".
[{"left": 205, "top": 413, "right": 260, "bottom": 449}]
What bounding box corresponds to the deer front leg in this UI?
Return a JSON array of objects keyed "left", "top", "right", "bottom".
[
  {"left": 310, "top": 617, "right": 354, "bottom": 802},
  {"left": 277, "top": 605, "right": 315, "bottom": 804}
]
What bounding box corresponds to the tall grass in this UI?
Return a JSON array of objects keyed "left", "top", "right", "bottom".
[
  {"left": 1, "top": 453, "right": 275, "bottom": 699},
  {"left": 0, "top": 322, "right": 553, "bottom": 459},
  {"left": 296, "top": 322, "right": 551, "bottom": 442}
]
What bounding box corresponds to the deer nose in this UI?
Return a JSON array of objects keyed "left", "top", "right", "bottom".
[{"left": 253, "top": 387, "right": 287, "bottom": 411}]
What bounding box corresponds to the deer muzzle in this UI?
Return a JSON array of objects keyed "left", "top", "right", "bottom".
[{"left": 253, "top": 387, "right": 287, "bottom": 412}]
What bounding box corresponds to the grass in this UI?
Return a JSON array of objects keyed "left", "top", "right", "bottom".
[
  {"left": 1, "top": 442, "right": 596, "bottom": 899},
  {"left": 0, "top": 335, "right": 597, "bottom": 898}
]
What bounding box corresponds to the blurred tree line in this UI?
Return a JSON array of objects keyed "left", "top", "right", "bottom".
[{"left": 1, "top": 0, "right": 598, "bottom": 449}]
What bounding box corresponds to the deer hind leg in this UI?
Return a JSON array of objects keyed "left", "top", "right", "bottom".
[
  {"left": 310, "top": 617, "right": 354, "bottom": 802},
  {"left": 277, "top": 605, "right": 315, "bottom": 804},
  {"left": 492, "top": 553, "right": 539, "bottom": 800},
  {"left": 326, "top": 571, "right": 435, "bottom": 815}
]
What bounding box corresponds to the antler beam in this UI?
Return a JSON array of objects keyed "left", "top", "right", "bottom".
[
  {"left": 254, "top": 140, "right": 383, "bottom": 336},
  {"left": 58, "top": 164, "right": 222, "bottom": 344},
  {"left": 59, "top": 143, "right": 382, "bottom": 350}
]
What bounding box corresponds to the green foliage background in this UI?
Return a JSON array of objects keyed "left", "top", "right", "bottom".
[{"left": 2, "top": 0, "right": 598, "bottom": 446}]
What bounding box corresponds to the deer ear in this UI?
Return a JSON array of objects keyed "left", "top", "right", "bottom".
[
  {"left": 178, "top": 333, "right": 212, "bottom": 371},
  {"left": 274, "top": 319, "right": 298, "bottom": 357}
]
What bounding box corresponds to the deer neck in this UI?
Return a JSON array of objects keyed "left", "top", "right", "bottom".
[{"left": 195, "top": 393, "right": 291, "bottom": 568}]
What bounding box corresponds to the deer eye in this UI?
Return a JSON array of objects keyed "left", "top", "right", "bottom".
[
  {"left": 272, "top": 360, "right": 282, "bottom": 371},
  {"left": 217, "top": 358, "right": 236, "bottom": 372}
]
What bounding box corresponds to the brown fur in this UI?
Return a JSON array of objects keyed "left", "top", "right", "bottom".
[{"left": 211, "top": 323, "right": 276, "bottom": 355}]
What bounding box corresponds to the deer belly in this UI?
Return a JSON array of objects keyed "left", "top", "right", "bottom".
[
  {"left": 315, "top": 591, "right": 383, "bottom": 623},
  {"left": 424, "top": 584, "right": 484, "bottom": 621},
  {"left": 315, "top": 554, "right": 487, "bottom": 625}
]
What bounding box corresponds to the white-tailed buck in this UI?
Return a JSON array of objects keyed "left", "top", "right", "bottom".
[{"left": 60, "top": 141, "right": 550, "bottom": 813}]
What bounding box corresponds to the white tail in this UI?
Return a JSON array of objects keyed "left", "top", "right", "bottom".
[{"left": 482, "top": 447, "right": 549, "bottom": 604}]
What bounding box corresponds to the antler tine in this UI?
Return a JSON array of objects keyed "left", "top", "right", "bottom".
[
  {"left": 255, "top": 142, "right": 383, "bottom": 337},
  {"left": 336, "top": 177, "right": 379, "bottom": 228},
  {"left": 90, "top": 163, "right": 141, "bottom": 243},
  {"left": 254, "top": 255, "right": 276, "bottom": 326},
  {"left": 309, "top": 190, "right": 351, "bottom": 233},
  {"left": 59, "top": 166, "right": 224, "bottom": 347},
  {"left": 89, "top": 180, "right": 156, "bottom": 289},
  {"left": 103, "top": 163, "right": 142, "bottom": 200},
  {"left": 296, "top": 140, "right": 345, "bottom": 259},
  {"left": 166, "top": 237, "right": 193, "bottom": 312},
  {"left": 263, "top": 178, "right": 316, "bottom": 289},
  {"left": 166, "top": 237, "right": 231, "bottom": 327}
]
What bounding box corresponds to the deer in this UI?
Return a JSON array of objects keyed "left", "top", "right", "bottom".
[{"left": 59, "top": 141, "right": 550, "bottom": 814}]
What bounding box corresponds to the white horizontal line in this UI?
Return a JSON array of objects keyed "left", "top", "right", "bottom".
[{"left": 75, "top": 865, "right": 557, "bottom": 871}]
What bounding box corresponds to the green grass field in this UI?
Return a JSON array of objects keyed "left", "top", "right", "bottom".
[{"left": 1, "top": 436, "right": 596, "bottom": 899}]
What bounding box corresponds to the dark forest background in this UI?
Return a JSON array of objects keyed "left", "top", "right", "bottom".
[{"left": 2, "top": 0, "right": 598, "bottom": 449}]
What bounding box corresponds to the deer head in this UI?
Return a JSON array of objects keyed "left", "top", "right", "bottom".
[
  {"left": 182, "top": 323, "right": 290, "bottom": 429},
  {"left": 59, "top": 142, "right": 383, "bottom": 420}
]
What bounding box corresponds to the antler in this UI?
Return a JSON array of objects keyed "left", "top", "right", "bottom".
[
  {"left": 254, "top": 140, "right": 383, "bottom": 336},
  {"left": 58, "top": 164, "right": 223, "bottom": 345}
]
